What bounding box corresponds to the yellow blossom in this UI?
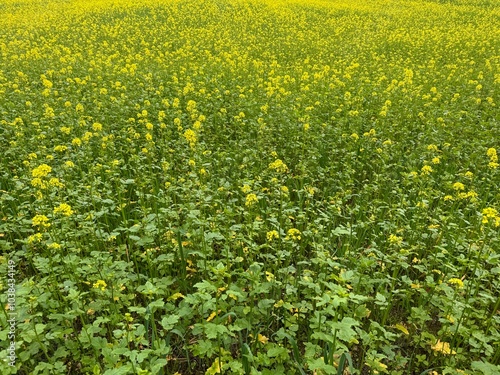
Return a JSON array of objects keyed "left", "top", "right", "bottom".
[
  {"left": 258, "top": 334, "right": 269, "bottom": 344},
  {"left": 241, "top": 184, "right": 251, "bottom": 193},
  {"left": 448, "top": 278, "right": 464, "bottom": 288},
  {"left": 32, "top": 164, "right": 52, "bottom": 178},
  {"left": 32, "top": 215, "right": 50, "bottom": 228},
  {"left": 53, "top": 203, "right": 74, "bottom": 216},
  {"left": 266, "top": 230, "right": 279, "bottom": 242},
  {"left": 431, "top": 340, "right": 456, "bottom": 355},
  {"left": 27, "top": 233, "right": 43, "bottom": 243},
  {"left": 93, "top": 280, "right": 107, "bottom": 291},
  {"left": 269, "top": 159, "right": 288, "bottom": 173},
  {"left": 388, "top": 234, "right": 403, "bottom": 245},
  {"left": 286, "top": 228, "right": 301, "bottom": 241},
  {"left": 183, "top": 129, "right": 197, "bottom": 147},
  {"left": 245, "top": 193, "right": 258, "bottom": 206},
  {"left": 421, "top": 165, "right": 433, "bottom": 175},
  {"left": 54, "top": 145, "right": 68, "bottom": 152},
  {"left": 49, "top": 178, "right": 64, "bottom": 188}
]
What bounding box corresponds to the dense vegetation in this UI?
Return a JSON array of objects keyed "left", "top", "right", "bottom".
[{"left": 1, "top": 0, "right": 499, "bottom": 373}]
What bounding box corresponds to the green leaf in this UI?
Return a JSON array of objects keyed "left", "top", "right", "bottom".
[
  {"left": 205, "top": 323, "right": 230, "bottom": 339},
  {"left": 161, "top": 315, "right": 179, "bottom": 331},
  {"left": 471, "top": 361, "right": 500, "bottom": 375}
]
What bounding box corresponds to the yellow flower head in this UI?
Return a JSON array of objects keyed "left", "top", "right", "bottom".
[
  {"left": 431, "top": 340, "right": 456, "bottom": 355},
  {"left": 93, "top": 280, "right": 107, "bottom": 291},
  {"left": 286, "top": 228, "right": 301, "bottom": 241},
  {"left": 32, "top": 164, "right": 52, "bottom": 178},
  {"left": 421, "top": 165, "right": 433, "bottom": 175},
  {"left": 269, "top": 159, "right": 288, "bottom": 173},
  {"left": 53, "top": 203, "right": 74, "bottom": 217},
  {"left": 388, "top": 234, "right": 403, "bottom": 245},
  {"left": 32, "top": 215, "right": 50, "bottom": 228},
  {"left": 183, "top": 129, "right": 197, "bottom": 147},
  {"left": 452, "top": 182, "right": 465, "bottom": 191},
  {"left": 486, "top": 147, "right": 497, "bottom": 161},
  {"left": 49, "top": 178, "right": 64, "bottom": 188},
  {"left": 54, "top": 145, "right": 68, "bottom": 152},
  {"left": 241, "top": 184, "right": 251, "bottom": 193},
  {"left": 482, "top": 207, "right": 500, "bottom": 226},
  {"left": 448, "top": 278, "right": 464, "bottom": 289},
  {"left": 245, "top": 193, "right": 258, "bottom": 206},
  {"left": 266, "top": 230, "right": 279, "bottom": 242}
]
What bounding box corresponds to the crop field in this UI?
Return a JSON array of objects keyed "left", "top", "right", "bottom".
[{"left": 1, "top": 0, "right": 499, "bottom": 373}]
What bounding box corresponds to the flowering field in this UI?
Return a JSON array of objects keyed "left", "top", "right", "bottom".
[{"left": 1, "top": 0, "right": 499, "bottom": 373}]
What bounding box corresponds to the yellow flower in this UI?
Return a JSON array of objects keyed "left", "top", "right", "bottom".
[
  {"left": 286, "top": 228, "right": 301, "bottom": 241},
  {"left": 183, "top": 129, "right": 197, "bottom": 147},
  {"left": 32, "top": 164, "right": 52, "bottom": 178},
  {"left": 240, "top": 184, "right": 251, "bottom": 193},
  {"left": 388, "top": 234, "right": 403, "bottom": 245},
  {"left": 49, "top": 178, "right": 64, "bottom": 188},
  {"left": 266, "top": 230, "right": 279, "bottom": 242},
  {"left": 258, "top": 334, "right": 269, "bottom": 344},
  {"left": 448, "top": 278, "right": 464, "bottom": 288},
  {"left": 452, "top": 182, "right": 465, "bottom": 191},
  {"left": 245, "top": 193, "right": 258, "bottom": 206},
  {"left": 486, "top": 147, "right": 497, "bottom": 161},
  {"left": 431, "top": 340, "right": 456, "bottom": 355},
  {"left": 27, "top": 233, "right": 43, "bottom": 243},
  {"left": 269, "top": 159, "right": 288, "bottom": 173},
  {"left": 65, "top": 161, "right": 75, "bottom": 168},
  {"left": 54, "top": 145, "right": 68, "bottom": 152},
  {"left": 53, "top": 203, "right": 74, "bottom": 216},
  {"left": 60, "top": 126, "right": 71, "bottom": 135},
  {"left": 44, "top": 106, "right": 55, "bottom": 119},
  {"left": 432, "top": 157, "right": 440, "bottom": 164},
  {"left": 482, "top": 207, "right": 500, "bottom": 226},
  {"left": 48, "top": 243, "right": 61, "bottom": 250},
  {"left": 32, "top": 215, "right": 50, "bottom": 228},
  {"left": 421, "top": 165, "right": 433, "bottom": 175},
  {"left": 93, "top": 280, "right": 107, "bottom": 291},
  {"left": 31, "top": 178, "right": 46, "bottom": 189},
  {"left": 92, "top": 122, "right": 103, "bottom": 132},
  {"left": 427, "top": 144, "right": 439, "bottom": 152}
]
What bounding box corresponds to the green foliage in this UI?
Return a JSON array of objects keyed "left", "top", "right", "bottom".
[{"left": 0, "top": 0, "right": 499, "bottom": 373}]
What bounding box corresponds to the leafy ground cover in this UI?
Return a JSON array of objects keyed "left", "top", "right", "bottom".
[{"left": 0, "top": 0, "right": 499, "bottom": 373}]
